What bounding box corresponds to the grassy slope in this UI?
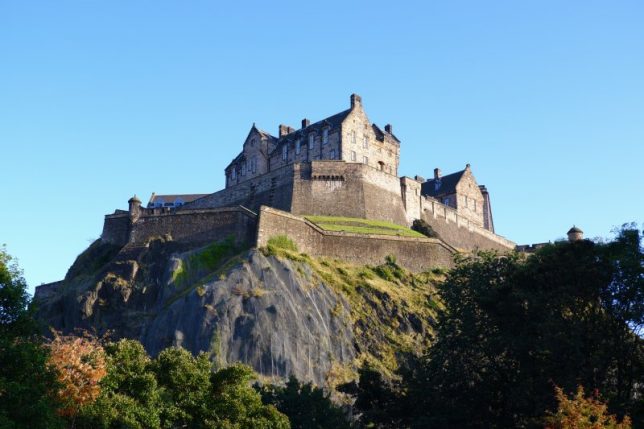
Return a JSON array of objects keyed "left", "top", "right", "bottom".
[{"left": 304, "top": 215, "right": 425, "bottom": 238}]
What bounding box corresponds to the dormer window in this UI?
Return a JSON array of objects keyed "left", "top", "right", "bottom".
[
  {"left": 434, "top": 180, "right": 442, "bottom": 191},
  {"left": 282, "top": 145, "right": 288, "bottom": 161},
  {"left": 231, "top": 169, "right": 236, "bottom": 180},
  {"left": 322, "top": 128, "right": 329, "bottom": 145}
]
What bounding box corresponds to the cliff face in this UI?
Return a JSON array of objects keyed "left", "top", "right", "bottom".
[{"left": 35, "top": 237, "right": 440, "bottom": 387}]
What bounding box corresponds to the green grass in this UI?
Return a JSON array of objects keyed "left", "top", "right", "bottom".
[{"left": 304, "top": 215, "right": 425, "bottom": 238}]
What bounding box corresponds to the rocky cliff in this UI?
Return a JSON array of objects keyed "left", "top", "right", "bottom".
[{"left": 34, "top": 236, "right": 441, "bottom": 387}]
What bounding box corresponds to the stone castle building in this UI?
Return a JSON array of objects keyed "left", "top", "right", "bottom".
[{"left": 101, "top": 94, "right": 515, "bottom": 272}]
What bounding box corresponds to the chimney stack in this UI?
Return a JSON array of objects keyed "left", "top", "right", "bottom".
[
  {"left": 434, "top": 168, "right": 441, "bottom": 180},
  {"left": 301, "top": 118, "right": 310, "bottom": 128},
  {"left": 279, "top": 124, "right": 291, "bottom": 137},
  {"left": 385, "top": 124, "right": 393, "bottom": 134},
  {"left": 350, "top": 93, "right": 362, "bottom": 108}
]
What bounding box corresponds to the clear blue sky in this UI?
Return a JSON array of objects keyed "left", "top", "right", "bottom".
[{"left": 1, "top": 1, "right": 643, "bottom": 294}]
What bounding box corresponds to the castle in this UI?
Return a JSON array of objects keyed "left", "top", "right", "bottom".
[{"left": 101, "top": 94, "right": 515, "bottom": 272}]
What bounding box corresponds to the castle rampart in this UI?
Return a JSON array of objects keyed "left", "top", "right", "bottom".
[
  {"left": 256, "top": 206, "right": 455, "bottom": 272},
  {"left": 419, "top": 197, "right": 514, "bottom": 251},
  {"left": 102, "top": 206, "right": 258, "bottom": 248}
]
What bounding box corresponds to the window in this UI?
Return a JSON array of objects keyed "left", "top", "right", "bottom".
[
  {"left": 308, "top": 134, "right": 315, "bottom": 149},
  {"left": 250, "top": 138, "right": 256, "bottom": 147},
  {"left": 322, "top": 129, "right": 329, "bottom": 145},
  {"left": 351, "top": 151, "right": 356, "bottom": 161},
  {"left": 363, "top": 135, "right": 368, "bottom": 149},
  {"left": 282, "top": 145, "right": 288, "bottom": 161},
  {"left": 295, "top": 139, "right": 301, "bottom": 155},
  {"left": 351, "top": 130, "right": 356, "bottom": 144},
  {"left": 330, "top": 149, "right": 335, "bottom": 159},
  {"left": 443, "top": 197, "right": 450, "bottom": 205},
  {"left": 363, "top": 156, "right": 368, "bottom": 164},
  {"left": 241, "top": 162, "right": 246, "bottom": 176},
  {"left": 251, "top": 157, "right": 257, "bottom": 173},
  {"left": 231, "top": 169, "right": 236, "bottom": 180}
]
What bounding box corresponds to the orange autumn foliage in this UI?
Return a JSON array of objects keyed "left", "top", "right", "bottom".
[
  {"left": 47, "top": 334, "right": 107, "bottom": 417},
  {"left": 545, "top": 386, "right": 632, "bottom": 429}
]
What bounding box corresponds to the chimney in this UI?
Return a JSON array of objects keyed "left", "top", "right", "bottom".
[
  {"left": 385, "top": 124, "right": 393, "bottom": 134},
  {"left": 434, "top": 168, "right": 441, "bottom": 180},
  {"left": 350, "top": 93, "right": 362, "bottom": 108},
  {"left": 279, "top": 124, "right": 291, "bottom": 138},
  {"left": 301, "top": 118, "right": 310, "bottom": 128}
]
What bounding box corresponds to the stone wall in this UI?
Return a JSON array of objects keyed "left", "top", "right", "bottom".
[
  {"left": 101, "top": 207, "right": 258, "bottom": 248},
  {"left": 102, "top": 212, "right": 131, "bottom": 245},
  {"left": 420, "top": 197, "right": 515, "bottom": 251},
  {"left": 185, "top": 164, "right": 296, "bottom": 213},
  {"left": 290, "top": 161, "right": 408, "bottom": 226},
  {"left": 129, "top": 207, "right": 257, "bottom": 246},
  {"left": 256, "top": 206, "right": 455, "bottom": 272}
]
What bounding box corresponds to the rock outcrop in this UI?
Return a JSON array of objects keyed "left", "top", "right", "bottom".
[{"left": 35, "top": 237, "right": 440, "bottom": 387}]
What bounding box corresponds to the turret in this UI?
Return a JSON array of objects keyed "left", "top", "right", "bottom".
[
  {"left": 128, "top": 195, "right": 142, "bottom": 223},
  {"left": 567, "top": 226, "right": 584, "bottom": 242}
]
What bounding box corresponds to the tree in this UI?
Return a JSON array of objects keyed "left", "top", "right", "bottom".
[
  {"left": 260, "top": 375, "right": 350, "bottom": 429},
  {"left": 76, "top": 339, "right": 161, "bottom": 429},
  {"left": 404, "top": 227, "right": 644, "bottom": 428},
  {"left": 0, "top": 246, "right": 63, "bottom": 429},
  {"left": 545, "top": 386, "right": 632, "bottom": 429},
  {"left": 48, "top": 334, "right": 107, "bottom": 424},
  {"left": 338, "top": 366, "right": 406, "bottom": 429}
]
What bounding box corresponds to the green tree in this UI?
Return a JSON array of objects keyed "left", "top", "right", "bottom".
[
  {"left": 338, "top": 366, "right": 405, "bottom": 429},
  {"left": 405, "top": 226, "right": 644, "bottom": 428},
  {"left": 260, "top": 375, "right": 350, "bottom": 429},
  {"left": 0, "top": 246, "right": 63, "bottom": 428},
  {"left": 76, "top": 339, "right": 161, "bottom": 429}
]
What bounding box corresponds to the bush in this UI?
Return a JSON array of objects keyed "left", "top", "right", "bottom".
[
  {"left": 411, "top": 219, "right": 438, "bottom": 238},
  {"left": 267, "top": 235, "right": 298, "bottom": 252}
]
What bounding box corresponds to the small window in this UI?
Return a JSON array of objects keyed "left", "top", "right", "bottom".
[
  {"left": 231, "top": 169, "right": 236, "bottom": 180},
  {"left": 322, "top": 129, "right": 329, "bottom": 145},
  {"left": 308, "top": 134, "right": 315, "bottom": 148},
  {"left": 351, "top": 151, "right": 356, "bottom": 161},
  {"left": 351, "top": 130, "right": 356, "bottom": 144},
  {"left": 363, "top": 156, "right": 368, "bottom": 164},
  {"left": 282, "top": 145, "right": 288, "bottom": 161},
  {"left": 363, "top": 135, "right": 368, "bottom": 149},
  {"left": 443, "top": 197, "right": 450, "bottom": 205},
  {"left": 252, "top": 157, "right": 257, "bottom": 173},
  {"left": 330, "top": 149, "right": 335, "bottom": 159},
  {"left": 296, "top": 139, "right": 301, "bottom": 155},
  {"left": 241, "top": 162, "right": 246, "bottom": 176}
]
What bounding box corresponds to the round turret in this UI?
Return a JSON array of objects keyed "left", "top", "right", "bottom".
[
  {"left": 567, "top": 226, "right": 584, "bottom": 242},
  {"left": 128, "top": 195, "right": 142, "bottom": 222}
]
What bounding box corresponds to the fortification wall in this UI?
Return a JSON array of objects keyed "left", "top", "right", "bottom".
[
  {"left": 290, "top": 161, "right": 408, "bottom": 226},
  {"left": 184, "top": 164, "right": 295, "bottom": 213},
  {"left": 129, "top": 207, "right": 257, "bottom": 246},
  {"left": 101, "top": 207, "right": 258, "bottom": 247},
  {"left": 420, "top": 197, "right": 514, "bottom": 252},
  {"left": 256, "top": 206, "right": 454, "bottom": 272},
  {"left": 102, "top": 213, "right": 131, "bottom": 245}
]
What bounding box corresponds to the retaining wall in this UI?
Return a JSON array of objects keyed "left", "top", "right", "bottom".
[{"left": 256, "top": 206, "right": 455, "bottom": 272}]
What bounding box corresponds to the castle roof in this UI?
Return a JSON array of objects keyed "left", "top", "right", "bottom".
[
  {"left": 148, "top": 193, "right": 209, "bottom": 207},
  {"left": 421, "top": 169, "right": 466, "bottom": 198}
]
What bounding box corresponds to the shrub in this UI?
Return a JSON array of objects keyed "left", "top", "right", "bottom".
[
  {"left": 267, "top": 235, "right": 298, "bottom": 252},
  {"left": 411, "top": 219, "right": 438, "bottom": 238}
]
